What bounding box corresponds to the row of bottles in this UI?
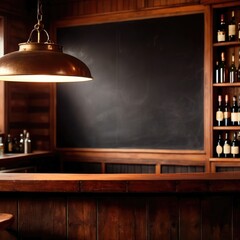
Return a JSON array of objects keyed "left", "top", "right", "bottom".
[
  {"left": 215, "top": 51, "right": 240, "bottom": 83},
  {"left": 217, "top": 10, "right": 240, "bottom": 42},
  {"left": 216, "top": 132, "right": 239, "bottom": 158},
  {"left": 5, "top": 129, "right": 31, "bottom": 154},
  {"left": 216, "top": 94, "right": 240, "bottom": 126}
]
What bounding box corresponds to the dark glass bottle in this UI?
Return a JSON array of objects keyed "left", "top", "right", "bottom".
[
  {"left": 5, "top": 134, "right": 13, "bottom": 153},
  {"left": 231, "top": 132, "right": 239, "bottom": 158},
  {"left": 238, "top": 51, "right": 240, "bottom": 82},
  {"left": 19, "top": 133, "right": 24, "bottom": 153},
  {"left": 217, "top": 14, "right": 226, "bottom": 42},
  {"left": 216, "top": 95, "right": 224, "bottom": 126},
  {"left": 216, "top": 133, "right": 223, "bottom": 158},
  {"left": 238, "top": 96, "right": 240, "bottom": 126},
  {"left": 223, "top": 132, "right": 231, "bottom": 158},
  {"left": 238, "top": 22, "right": 240, "bottom": 41},
  {"left": 228, "top": 10, "right": 236, "bottom": 41},
  {"left": 229, "top": 53, "right": 236, "bottom": 83},
  {"left": 219, "top": 52, "right": 226, "bottom": 83},
  {"left": 224, "top": 94, "right": 231, "bottom": 126},
  {"left": 215, "top": 61, "right": 219, "bottom": 83},
  {"left": 231, "top": 95, "right": 238, "bottom": 126}
]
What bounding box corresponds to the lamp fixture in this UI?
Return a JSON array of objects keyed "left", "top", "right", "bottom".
[{"left": 0, "top": 0, "right": 92, "bottom": 82}]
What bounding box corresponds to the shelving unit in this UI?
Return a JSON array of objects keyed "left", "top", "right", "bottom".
[{"left": 211, "top": 2, "right": 240, "bottom": 172}]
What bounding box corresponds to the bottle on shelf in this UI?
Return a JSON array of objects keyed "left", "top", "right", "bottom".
[
  {"left": 0, "top": 137, "right": 4, "bottom": 157},
  {"left": 238, "top": 50, "right": 240, "bottom": 82},
  {"left": 216, "top": 133, "right": 223, "bottom": 158},
  {"left": 238, "top": 96, "right": 240, "bottom": 126},
  {"left": 223, "top": 132, "right": 231, "bottom": 158},
  {"left": 216, "top": 95, "right": 224, "bottom": 126},
  {"left": 217, "top": 14, "right": 226, "bottom": 42},
  {"left": 238, "top": 22, "right": 240, "bottom": 41},
  {"left": 229, "top": 53, "right": 237, "bottom": 83},
  {"left": 215, "top": 61, "right": 219, "bottom": 83},
  {"left": 19, "top": 133, "right": 24, "bottom": 153},
  {"left": 231, "top": 132, "right": 239, "bottom": 158},
  {"left": 219, "top": 52, "right": 226, "bottom": 83},
  {"left": 231, "top": 95, "right": 238, "bottom": 126},
  {"left": 24, "top": 132, "right": 31, "bottom": 154},
  {"left": 5, "top": 134, "right": 13, "bottom": 153},
  {"left": 224, "top": 94, "right": 231, "bottom": 126},
  {"left": 228, "top": 10, "right": 236, "bottom": 41}
]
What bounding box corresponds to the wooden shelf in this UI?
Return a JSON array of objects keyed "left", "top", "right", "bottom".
[
  {"left": 213, "top": 41, "right": 240, "bottom": 47},
  {"left": 213, "top": 126, "right": 240, "bottom": 130},
  {"left": 213, "top": 83, "right": 240, "bottom": 87},
  {"left": 210, "top": 157, "right": 240, "bottom": 162}
]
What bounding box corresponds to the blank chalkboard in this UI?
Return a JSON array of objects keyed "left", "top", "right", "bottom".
[{"left": 56, "top": 13, "right": 204, "bottom": 149}]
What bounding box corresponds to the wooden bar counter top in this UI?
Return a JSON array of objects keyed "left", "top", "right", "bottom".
[{"left": 0, "top": 172, "right": 240, "bottom": 193}]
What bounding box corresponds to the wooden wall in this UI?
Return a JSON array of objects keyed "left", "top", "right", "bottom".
[{"left": 0, "top": 191, "right": 239, "bottom": 239}]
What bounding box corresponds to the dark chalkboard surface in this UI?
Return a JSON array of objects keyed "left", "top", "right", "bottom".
[{"left": 57, "top": 13, "right": 204, "bottom": 149}]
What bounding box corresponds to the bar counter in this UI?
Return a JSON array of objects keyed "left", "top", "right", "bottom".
[
  {"left": 0, "top": 172, "right": 240, "bottom": 193},
  {"left": 1, "top": 172, "right": 240, "bottom": 239}
]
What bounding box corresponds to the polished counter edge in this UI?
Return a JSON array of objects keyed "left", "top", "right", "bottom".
[{"left": 0, "top": 172, "right": 239, "bottom": 193}]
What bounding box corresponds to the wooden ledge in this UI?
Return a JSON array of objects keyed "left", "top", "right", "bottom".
[{"left": 0, "top": 172, "right": 240, "bottom": 193}]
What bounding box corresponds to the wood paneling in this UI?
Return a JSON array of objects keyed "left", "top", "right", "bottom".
[
  {"left": 5, "top": 82, "right": 55, "bottom": 151},
  {"left": 18, "top": 196, "right": 66, "bottom": 239},
  {"left": 0, "top": 191, "right": 238, "bottom": 239}
]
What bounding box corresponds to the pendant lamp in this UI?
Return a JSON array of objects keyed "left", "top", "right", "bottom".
[{"left": 0, "top": 0, "right": 92, "bottom": 82}]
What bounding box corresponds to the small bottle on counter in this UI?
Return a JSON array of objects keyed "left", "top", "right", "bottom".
[
  {"left": 19, "top": 133, "right": 24, "bottom": 153},
  {"left": 0, "top": 137, "right": 4, "bottom": 157},
  {"left": 24, "top": 132, "right": 31, "bottom": 154},
  {"left": 5, "top": 134, "right": 13, "bottom": 153}
]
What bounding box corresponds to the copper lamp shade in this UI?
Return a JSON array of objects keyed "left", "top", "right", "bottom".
[
  {"left": 0, "top": 0, "right": 93, "bottom": 83},
  {"left": 0, "top": 42, "right": 93, "bottom": 82}
]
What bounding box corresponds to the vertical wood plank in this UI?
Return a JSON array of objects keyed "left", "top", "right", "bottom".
[
  {"left": 148, "top": 196, "right": 179, "bottom": 240},
  {"left": 202, "top": 195, "right": 233, "bottom": 240},
  {"left": 179, "top": 196, "right": 202, "bottom": 240},
  {"left": 233, "top": 194, "right": 240, "bottom": 240},
  {"left": 68, "top": 197, "right": 97, "bottom": 240},
  {"left": 98, "top": 197, "right": 146, "bottom": 240},
  {"left": 0, "top": 194, "right": 18, "bottom": 231},
  {"left": 18, "top": 195, "right": 66, "bottom": 240}
]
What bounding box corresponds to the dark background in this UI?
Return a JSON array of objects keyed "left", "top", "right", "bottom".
[{"left": 56, "top": 13, "right": 204, "bottom": 149}]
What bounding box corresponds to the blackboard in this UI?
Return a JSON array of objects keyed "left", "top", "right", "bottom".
[{"left": 56, "top": 13, "right": 204, "bottom": 149}]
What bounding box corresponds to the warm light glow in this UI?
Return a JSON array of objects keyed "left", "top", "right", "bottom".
[{"left": 0, "top": 75, "right": 93, "bottom": 82}]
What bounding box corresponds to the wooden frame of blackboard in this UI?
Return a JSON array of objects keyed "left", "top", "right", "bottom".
[{"left": 53, "top": 4, "right": 212, "bottom": 170}]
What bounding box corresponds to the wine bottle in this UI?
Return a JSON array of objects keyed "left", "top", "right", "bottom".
[
  {"left": 231, "top": 96, "right": 238, "bottom": 126},
  {"left": 217, "top": 14, "right": 226, "bottom": 42},
  {"left": 5, "top": 134, "right": 13, "bottom": 153},
  {"left": 219, "top": 52, "right": 226, "bottom": 83},
  {"left": 229, "top": 53, "right": 236, "bottom": 83},
  {"left": 19, "top": 133, "right": 24, "bottom": 153},
  {"left": 0, "top": 137, "right": 4, "bottom": 157},
  {"left": 223, "top": 132, "right": 231, "bottom": 158},
  {"left": 228, "top": 10, "right": 236, "bottom": 41},
  {"left": 215, "top": 61, "right": 219, "bottom": 83},
  {"left": 224, "top": 94, "right": 231, "bottom": 126},
  {"left": 238, "top": 50, "right": 240, "bottom": 82},
  {"left": 238, "top": 96, "right": 240, "bottom": 126},
  {"left": 24, "top": 132, "right": 31, "bottom": 154},
  {"left": 238, "top": 22, "right": 240, "bottom": 41},
  {"left": 231, "top": 132, "right": 239, "bottom": 158},
  {"left": 216, "top": 95, "right": 224, "bottom": 126},
  {"left": 216, "top": 133, "right": 223, "bottom": 158}
]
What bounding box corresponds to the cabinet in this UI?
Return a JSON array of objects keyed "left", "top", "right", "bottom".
[{"left": 211, "top": 2, "right": 240, "bottom": 172}]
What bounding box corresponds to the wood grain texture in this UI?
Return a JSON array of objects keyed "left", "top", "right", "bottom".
[
  {"left": 18, "top": 196, "right": 66, "bottom": 239},
  {"left": 68, "top": 197, "right": 97, "bottom": 240}
]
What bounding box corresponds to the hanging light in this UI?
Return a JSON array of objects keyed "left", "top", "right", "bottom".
[{"left": 0, "top": 0, "right": 92, "bottom": 82}]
